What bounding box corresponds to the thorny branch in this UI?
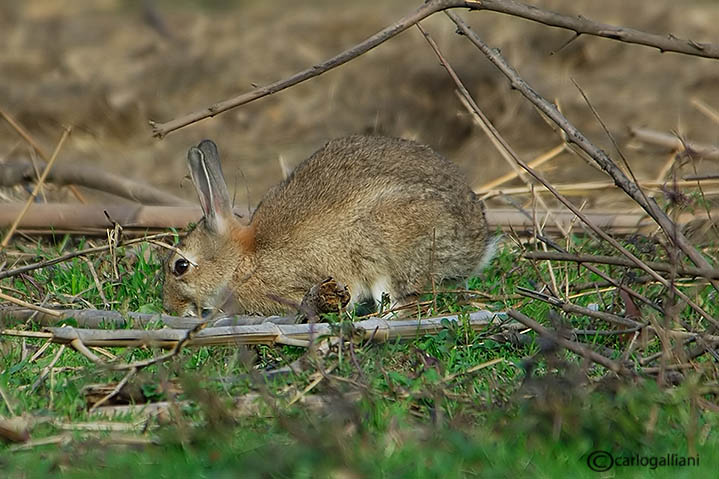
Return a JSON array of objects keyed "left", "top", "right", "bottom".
[
  {"left": 419, "top": 19, "right": 718, "bottom": 328},
  {"left": 447, "top": 11, "right": 719, "bottom": 294},
  {"left": 150, "top": 0, "right": 718, "bottom": 137}
]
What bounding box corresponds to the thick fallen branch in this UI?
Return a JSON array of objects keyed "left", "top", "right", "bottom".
[
  {"left": 1, "top": 203, "right": 705, "bottom": 236},
  {"left": 628, "top": 127, "right": 719, "bottom": 160},
  {"left": 0, "top": 204, "right": 246, "bottom": 233},
  {"left": 0, "top": 159, "right": 188, "bottom": 206},
  {"left": 150, "top": 0, "right": 719, "bottom": 137},
  {"left": 31, "top": 311, "right": 501, "bottom": 348},
  {"left": 0, "top": 307, "right": 297, "bottom": 329}
]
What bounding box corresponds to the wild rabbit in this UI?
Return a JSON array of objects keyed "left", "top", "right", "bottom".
[{"left": 162, "top": 136, "right": 496, "bottom": 317}]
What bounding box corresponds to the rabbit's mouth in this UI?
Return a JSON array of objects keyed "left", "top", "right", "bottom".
[{"left": 188, "top": 284, "right": 236, "bottom": 319}]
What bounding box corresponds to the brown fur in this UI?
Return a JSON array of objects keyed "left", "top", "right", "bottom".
[{"left": 163, "top": 135, "right": 493, "bottom": 316}]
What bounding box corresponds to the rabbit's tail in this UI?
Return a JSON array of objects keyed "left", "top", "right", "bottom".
[{"left": 472, "top": 233, "right": 502, "bottom": 276}]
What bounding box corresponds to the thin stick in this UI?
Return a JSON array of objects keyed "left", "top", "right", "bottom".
[
  {"left": 443, "top": 357, "right": 504, "bottom": 382},
  {"left": 150, "top": 0, "right": 450, "bottom": 137},
  {"left": 508, "top": 309, "right": 632, "bottom": 376},
  {"left": 0, "top": 330, "right": 54, "bottom": 339},
  {"left": 416, "top": 24, "right": 565, "bottom": 236},
  {"left": 89, "top": 368, "right": 137, "bottom": 412},
  {"left": 1, "top": 127, "right": 71, "bottom": 249},
  {"left": 0, "top": 290, "right": 62, "bottom": 317},
  {"left": 485, "top": 179, "right": 719, "bottom": 196},
  {"left": 30, "top": 345, "right": 66, "bottom": 393},
  {"left": 690, "top": 98, "right": 719, "bottom": 125},
  {"left": 516, "top": 287, "right": 643, "bottom": 329},
  {"left": 523, "top": 251, "right": 719, "bottom": 280},
  {"left": 28, "top": 338, "right": 53, "bottom": 364},
  {"left": 0, "top": 385, "right": 15, "bottom": 416},
  {"left": 81, "top": 257, "right": 109, "bottom": 308},
  {"left": 0, "top": 232, "right": 175, "bottom": 281},
  {"left": 70, "top": 339, "right": 105, "bottom": 365},
  {"left": 147, "top": 240, "right": 197, "bottom": 266},
  {"left": 151, "top": 0, "right": 719, "bottom": 137}
]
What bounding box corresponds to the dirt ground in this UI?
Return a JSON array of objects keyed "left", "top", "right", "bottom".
[{"left": 1, "top": 0, "right": 718, "bottom": 212}]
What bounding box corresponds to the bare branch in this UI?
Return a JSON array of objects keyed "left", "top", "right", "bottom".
[
  {"left": 0, "top": 158, "right": 189, "bottom": 206},
  {"left": 150, "top": 0, "right": 719, "bottom": 137},
  {"left": 424, "top": 14, "right": 717, "bottom": 327},
  {"left": 0, "top": 306, "right": 298, "bottom": 329},
  {"left": 516, "top": 287, "right": 644, "bottom": 329},
  {"left": 447, "top": 11, "right": 719, "bottom": 294},
  {"left": 30, "top": 310, "right": 502, "bottom": 348}
]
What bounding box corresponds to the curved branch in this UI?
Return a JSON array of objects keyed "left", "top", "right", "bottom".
[
  {"left": 0, "top": 159, "right": 188, "bottom": 206},
  {"left": 150, "top": 0, "right": 719, "bottom": 138},
  {"left": 476, "top": 0, "right": 719, "bottom": 58}
]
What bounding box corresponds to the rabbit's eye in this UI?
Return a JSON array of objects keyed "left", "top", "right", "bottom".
[{"left": 173, "top": 258, "right": 190, "bottom": 276}]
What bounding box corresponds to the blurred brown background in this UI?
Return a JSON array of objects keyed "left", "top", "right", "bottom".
[{"left": 1, "top": 0, "right": 718, "bottom": 210}]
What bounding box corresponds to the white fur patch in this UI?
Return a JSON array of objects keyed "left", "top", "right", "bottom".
[
  {"left": 473, "top": 234, "right": 502, "bottom": 275},
  {"left": 370, "top": 276, "right": 393, "bottom": 306},
  {"left": 348, "top": 282, "right": 371, "bottom": 307}
]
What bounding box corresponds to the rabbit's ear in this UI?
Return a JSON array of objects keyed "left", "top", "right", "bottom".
[{"left": 187, "top": 140, "right": 233, "bottom": 235}]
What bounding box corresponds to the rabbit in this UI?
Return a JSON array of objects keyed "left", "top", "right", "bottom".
[{"left": 162, "top": 136, "right": 497, "bottom": 317}]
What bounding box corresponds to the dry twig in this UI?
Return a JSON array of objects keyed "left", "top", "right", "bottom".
[
  {"left": 508, "top": 309, "right": 632, "bottom": 376},
  {"left": 523, "top": 251, "right": 719, "bottom": 280},
  {"left": 0, "top": 232, "right": 175, "bottom": 281}
]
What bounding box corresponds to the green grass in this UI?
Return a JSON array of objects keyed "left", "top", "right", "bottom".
[{"left": 1, "top": 233, "right": 718, "bottom": 477}]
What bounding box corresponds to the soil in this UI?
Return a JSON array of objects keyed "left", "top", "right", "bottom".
[{"left": 1, "top": 0, "right": 718, "bottom": 211}]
